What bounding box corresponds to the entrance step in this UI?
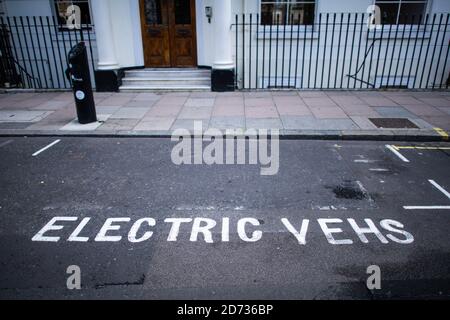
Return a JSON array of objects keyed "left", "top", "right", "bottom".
[{"left": 119, "top": 68, "right": 211, "bottom": 91}]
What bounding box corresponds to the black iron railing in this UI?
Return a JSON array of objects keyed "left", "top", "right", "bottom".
[
  {"left": 0, "top": 16, "right": 96, "bottom": 90},
  {"left": 234, "top": 13, "right": 450, "bottom": 90}
]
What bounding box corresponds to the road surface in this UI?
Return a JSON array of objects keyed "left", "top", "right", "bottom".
[{"left": 0, "top": 137, "right": 449, "bottom": 299}]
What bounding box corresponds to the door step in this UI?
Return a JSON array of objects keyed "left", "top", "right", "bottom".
[{"left": 119, "top": 68, "right": 211, "bottom": 91}]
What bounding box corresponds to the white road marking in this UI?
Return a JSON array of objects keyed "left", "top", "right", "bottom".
[
  {"left": 369, "top": 168, "right": 389, "bottom": 172},
  {"left": 428, "top": 180, "right": 450, "bottom": 200},
  {"left": 32, "top": 139, "right": 61, "bottom": 157},
  {"left": 403, "top": 206, "right": 450, "bottom": 210},
  {"left": 0, "top": 139, "right": 13, "bottom": 148},
  {"left": 354, "top": 159, "right": 378, "bottom": 163},
  {"left": 386, "top": 144, "right": 410, "bottom": 163}
]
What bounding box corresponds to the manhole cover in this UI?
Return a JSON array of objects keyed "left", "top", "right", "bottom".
[{"left": 369, "top": 118, "right": 419, "bottom": 129}]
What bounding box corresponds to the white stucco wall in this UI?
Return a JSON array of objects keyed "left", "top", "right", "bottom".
[
  {"left": 2, "top": 0, "right": 449, "bottom": 87},
  {"left": 107, "top": 0, "right": 143, "bottom": 68}
]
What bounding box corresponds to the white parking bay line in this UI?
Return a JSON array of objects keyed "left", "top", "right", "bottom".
[
  {"left": 403, "top": 180, "right": 450, "bottom": 210},
  {"left": 403, "top": 206, "right": 450, "bottom": 210},
  {"left": 386, "top": 144, "right": 410, "bottom": 163},
  {"left": 0, "top": 140, "right": 13, "bottom": 148},
  {"left": 428, "top": 180, "right": 450, "bottom": 200},
  {"left": 32, "top": 139, "right": 61, "bottom": 157}
]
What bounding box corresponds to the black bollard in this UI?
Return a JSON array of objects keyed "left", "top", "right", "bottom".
[{"left": 66, "top": 42, "right": 97, "bottom": 124}]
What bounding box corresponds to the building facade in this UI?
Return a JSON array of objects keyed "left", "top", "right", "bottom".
[{"left": 1, "top": 0, "right": 450, "bottom": 91}]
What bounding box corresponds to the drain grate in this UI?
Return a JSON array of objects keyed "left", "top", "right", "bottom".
[{"left": 369, "top": 118, "right": 419, "bottom": 129}]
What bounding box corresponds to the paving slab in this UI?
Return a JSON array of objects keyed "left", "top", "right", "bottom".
[
  {"left": 276, "top": 104, "right": 312, "bottom": 116},
  {"left": 171, "top": 119, "right": 210, "bottom": 132},
  {"left": 110, "top": 107, "right": 149, "bottom": 119},
  {"left": 184, "top": 98, "right": 215, "bottom": 107},
  {"left": 212, "top": 105, "right": 245, "bottom": 117},
  {"left": 374, "top": 106, "right": 420, "bottom": 119},
  {"left": 145, "top": 105, "right": 183, "bottom": 117},
  {"left": 134, "top": 117, "right": 175, "bottom": 131},
  {"left": 0, "top": 110, "right": 52, "bottom": 122},
  {"left": 125, "top": 100, "right": 157, "bottom": 108},
  {"left": 178, "top": 106, "right": 213, "bottom": 119},
  {"left": 310, "top": 107, "right": 348, "bottom": 119},
  {"left": 60, "top": 114, "right": 111, "bottom": 131},
  {"left": 246, "top": 118, "right": 283, "bottom": 129},
  {"left": 209, "top": 116, "right": 245, "bottom": 129},
  {"left": 0, "top": 90, "right": 448, "bottom": 140},
  {"left": 97, "top": 119, "right": 140, "bottom": 131},
  {"left": 245, "top": 106, "right": 279, "bottom": 118},
  {"left": 281, "top": 116, "right": 358, "bottom": 130}
]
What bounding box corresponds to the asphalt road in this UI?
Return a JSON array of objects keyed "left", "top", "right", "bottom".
[{"left": 0, "top": 136, "right": 449, "bottom": 299}]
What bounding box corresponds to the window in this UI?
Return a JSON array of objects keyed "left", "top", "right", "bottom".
[
  {"left": 375, "top": 0, "right": 428, "bottom": 24},
  {"left": 0, "top": 0, "right": 5, "bottom": 15},
  {"left": 261, "top": 0, "right": 315, "bottom": 25},
  {"left": 54, "top": 0, "right": 91, "bottom": 26}
]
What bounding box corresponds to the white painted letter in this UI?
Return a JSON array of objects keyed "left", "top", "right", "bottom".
[
  {"left": 190, "top": 218, "right": 217, "bottom": 243},
  {"left": 348, "top": 218, "right": 388, "bottom": 244},
  {"left": 380, "top": 219, "right": 414, "bottom": 244},
  {"left": 68, "top": 217, "right": 91, "bottom": 242},
  {"left": 318, "top": 218, "right": 353, "bottom": 245},
  {"left": 222, "top": 217, "right": 230, "bottom": 242},
  {"left": 165, "top": 218, "right": 192, "bottom": 242},
  {"left": 95, "top": 218, "right": 130, "bottom": 242},
  {"left": 238, "top": 218, "right": 262, "bottom": 242},
  {"left": 32, "top": 217, "right": 78, "bottom": 242},
  {"left": 281, "top": 218, "right": 309, "bottom": 245},
  {"left": 128, "top": 218, "right": 156, "bottom": 243}
]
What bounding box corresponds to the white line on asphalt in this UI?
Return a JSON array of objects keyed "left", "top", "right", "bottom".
[
  {"left": 0, "top": 140, "right": 13, "bottom": 148},
  {"left": 428, "top": 180, "right": 450, "bottom": 200},
  {"left": 386, "top": 144, "right": 410, "bottom": 163},
  {"left": 369, "top": 168, "right": 389, "bottom": 172},
  {"left": 32, "top": 139, "right": 61, "bottom": 157},
  {"left": 403, "top": 206, "right": 450, "bottom": 210},
  {"left": 354, "top": 159, "right": 378, "bottom": 163}
]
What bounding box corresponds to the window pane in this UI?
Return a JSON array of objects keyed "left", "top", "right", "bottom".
[
  {"left": 55, "top": 0, "right": 91, "bottom": 25},
  {"left": 378, "top": 3, "right": 399, "bottom": 24},
  {"left": 399, "top": 3, "right": 426, "bottom": 24},
  {"left": 144, "top": 0, "right": 162, "bottom": 25},
  {"left": 261, "top": 3, "right": 287, "bottom": 25},
  {"left": 289, "top": 3, "right": 315, "bottom": 25},
  {"left": 174, "top": 0, "right": 191, "bottom": 25}
]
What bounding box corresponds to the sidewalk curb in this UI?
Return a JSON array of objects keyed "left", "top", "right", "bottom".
[{"left": 0, "top": 129, "right": 447, "bottom": 142}]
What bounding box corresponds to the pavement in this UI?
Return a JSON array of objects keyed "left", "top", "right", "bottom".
[
  {"left": 0, "top": 137, "right": 449, "bottom": 299},
  {"left": 0, "top": 90, "right": 450, "bottom": 140}
]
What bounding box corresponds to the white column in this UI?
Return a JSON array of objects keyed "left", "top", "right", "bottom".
[
  {"left": 91, "top": 0, "right": 119, "bottom": 70},
  {"left": 212, "top": 0, "right": 234, "bottom": 70}
]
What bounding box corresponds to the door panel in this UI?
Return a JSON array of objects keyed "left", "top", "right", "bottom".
[
  {"left": 169, "top": 0, "right": 197, "bottom": 67},
  {"left": 140, "top": 0, "right": 197, "bottom": 67},
  {"left": 140, "top": 0, "right": 170, "bottom": 67}
]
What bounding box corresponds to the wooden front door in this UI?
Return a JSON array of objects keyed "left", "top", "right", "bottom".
[{"left": 140, "top": 0, "right": 197, "bottom": 67}]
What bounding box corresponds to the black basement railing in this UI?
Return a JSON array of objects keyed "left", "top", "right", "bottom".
[
  {"left": 234, "top": 12, "right": 450, "bottom": 90},
  {"left": 0, "top": 16, "right": 96, "bottom": 90}
]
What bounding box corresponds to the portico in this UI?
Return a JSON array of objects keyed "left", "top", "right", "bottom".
[{"left": 90, "top": 0, "right": 235, "bottom": 92}]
